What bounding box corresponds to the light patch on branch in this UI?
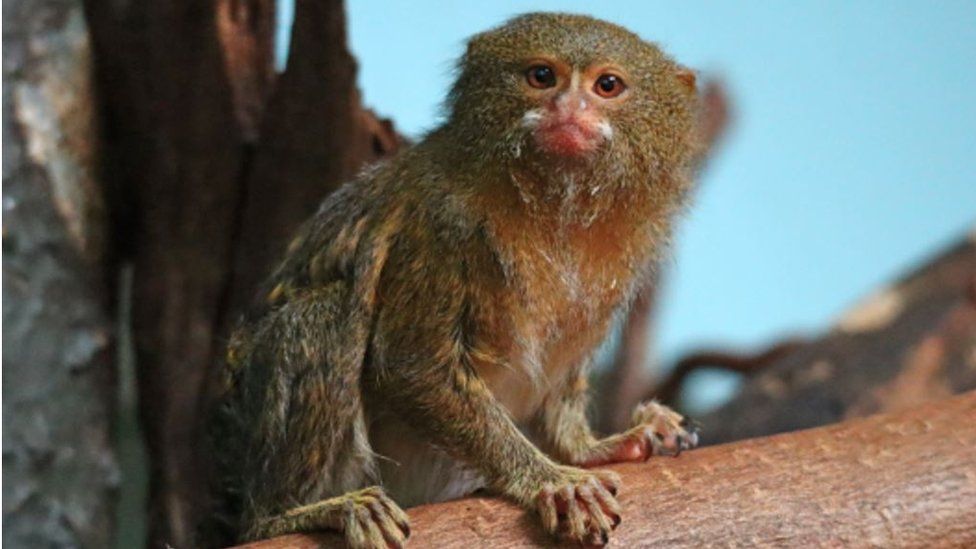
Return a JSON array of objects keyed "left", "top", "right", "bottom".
[
  {"left": 758, "top": 374, "right": 788, "bottom": 398},
  {"left": 836, "top": 287, "right": 905, "bottom": 334},
  {"left": 795, "top": 359, "right": 834, "bottom": 386}
]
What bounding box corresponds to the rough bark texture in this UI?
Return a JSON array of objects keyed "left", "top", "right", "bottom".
[
  {"left": 700, "top": 234, "right": 976, "bottom": 444},
  {"left": 235, "top": 391, "right": 976, "bottom": 548},
  {"left": 225, "top": 0, "right": 404, "bottom": 314},
  {"left": 83, "top": 0, "right": 401, "bottom": 545},
  {"left": 2, "top": 0, "right": 117, "bottom": 546},
  {"left": 84, "top": 1, "right": 267, "bottom": 544}
]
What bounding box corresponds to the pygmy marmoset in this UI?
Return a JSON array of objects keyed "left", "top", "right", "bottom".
[{"left": 211, "top": 12, "right": 702, "bottom": 548}]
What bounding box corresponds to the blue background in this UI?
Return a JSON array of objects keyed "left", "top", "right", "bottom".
[{"left": 278, "top": 1, "right": 975, "bottom": 408}]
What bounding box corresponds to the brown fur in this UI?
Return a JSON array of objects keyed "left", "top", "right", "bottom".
[{"left": 208, "top": 12, "right": 701, "bottom": 548}]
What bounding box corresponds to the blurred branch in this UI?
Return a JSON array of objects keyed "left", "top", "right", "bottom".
[
  {"left": 697, "top": 79, "right": 730, "bottom": 153},
  {"left": 234, "top": 391, "right": 976, "bottom": 548},
  {"left": 596, "top": 277, "right": 658, "bottom": 432},
  {"left": 701, "top": 233, "right": 976, "bottom": 444},
  {"left": 647, "top": 337, "right": 806, "bottom": 405}
]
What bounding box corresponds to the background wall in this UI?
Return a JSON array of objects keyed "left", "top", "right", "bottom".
[{"left": 280, "top": 1, "right": 976, "bottom": 406}]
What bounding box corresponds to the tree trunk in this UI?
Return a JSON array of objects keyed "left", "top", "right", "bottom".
[
  {"left": 84, "top": 1, "right": 269, "bottom": 544},
  {"left": 2, "top": 0, "right": 116, "bottom": 546},
  {"left": 83, "top": 0, "right": 400, "bottom": 545},
  {"left": 224, "top": 0, "right": 404, "bottom": 315}
]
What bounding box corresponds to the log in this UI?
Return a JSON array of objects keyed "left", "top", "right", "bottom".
[{"left": 234, "top": 391, "right": 976, "bottom": 548}]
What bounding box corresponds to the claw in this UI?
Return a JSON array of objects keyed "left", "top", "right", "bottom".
[{"left": 535, "top": 467, "right": 623, "bottom": 545}]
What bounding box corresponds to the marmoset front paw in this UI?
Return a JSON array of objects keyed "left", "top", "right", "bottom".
[
  {"left": 627, "top": 400, "right": 700, "bottom": 457},
  {"left": 534, "top": 466, "right": 622, "bottom": 546},
  {"left": 580, "top": 401, "right": 700, "bottom": 466}
]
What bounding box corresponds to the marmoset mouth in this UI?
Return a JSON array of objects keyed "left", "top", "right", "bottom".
[{"left": 535, "top": 121, "right": 604, "bottom": 157}]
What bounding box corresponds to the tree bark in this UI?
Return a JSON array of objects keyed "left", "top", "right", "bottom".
[
  {"left": 235, "top": 391, "right": 976, "bottom": 548},
  {"left": 224, "top": 0, "right": 403, "bottom": 315},
  {"left": 2, "top": 0, "right": 116, "bottom": 546},
  {"left": 83, "top": 0, "right": 401, "bottom": 545},
  {"left": 698, "top": 235, "right": 976, "bottom": 444},
  {"left": 84, "top": 1, "right": 271, "bottom": 544}
]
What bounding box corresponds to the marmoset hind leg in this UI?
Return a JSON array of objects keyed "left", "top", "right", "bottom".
[{"left": 232, "top": 286, "right": 410, "bottom": 548}]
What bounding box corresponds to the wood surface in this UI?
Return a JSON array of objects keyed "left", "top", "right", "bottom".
[{"left": 236, "top": 391, "right": 976, "bottom": 548}]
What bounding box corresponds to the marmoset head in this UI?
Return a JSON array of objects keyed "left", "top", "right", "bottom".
[{"left": 446, "top": 12, "right": 698, "bottom": 178}]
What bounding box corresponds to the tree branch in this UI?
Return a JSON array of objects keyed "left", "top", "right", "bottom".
[
  {"left": 596, "top": 279, "right": 658, "bottom": 432},
  {"left": 234, "top": 391, "right": 976, "bottom": 548},
  {"left": 647, "top": 337, "right": 806, "bottom": 406},
  {"left": 700, "top": 234, "right": 976, "bottom": 444}
]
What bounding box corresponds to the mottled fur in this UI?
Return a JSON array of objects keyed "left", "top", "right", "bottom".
[{"left": 208, "top": 12, "right": 701, "bottom": 548}]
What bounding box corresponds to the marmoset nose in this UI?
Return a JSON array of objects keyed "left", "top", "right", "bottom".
[{"left": 553, "top": 91, "right": 590, "bottom": 117}]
